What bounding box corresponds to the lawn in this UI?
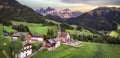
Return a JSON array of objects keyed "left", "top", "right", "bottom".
[
  {"left": 32, "top": 42, "right": 120, "bottom": 58},
  {"left": 29, "top": 26, "right": 48, "bottom": 35}
]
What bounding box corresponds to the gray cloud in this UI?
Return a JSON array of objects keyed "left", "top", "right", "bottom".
[{"left": 60, "top": 0, "right": 120, "bottom": 5}]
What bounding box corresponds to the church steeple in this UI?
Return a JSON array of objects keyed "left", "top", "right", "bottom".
[
  {"left": 57, "top": 24, "right": 61, "bottom": 38},
  {"left": 58, "top": 24, "right": 61, "bottom": 32}
]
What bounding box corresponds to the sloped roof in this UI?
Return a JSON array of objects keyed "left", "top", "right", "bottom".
[
  {"left": 48, "top": 39, "right": 55, "bottom": 43},
  {"left": 22, "top": 41, "right": 31, "bottom": 47},
  {"left": 12, "top": 32, "right": 29, "bottom": 37},
  {"left": 32, "top": 34, "right": 43, "bottom": 37}
]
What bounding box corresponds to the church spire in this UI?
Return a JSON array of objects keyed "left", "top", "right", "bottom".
[
  {"left": 58, "top": 24, "right": 61, "bottom": 32},
  {"left": 57, "top": 24, "right": 61, "bottom": 38}
]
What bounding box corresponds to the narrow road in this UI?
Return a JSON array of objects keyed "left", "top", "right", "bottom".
[{"left": 26, "top": 47, "right": 44, "bottom": 58}]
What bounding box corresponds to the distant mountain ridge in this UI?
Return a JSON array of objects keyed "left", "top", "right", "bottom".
[
  {"left": 0, "top": 0, "right": 53, "bottom": 24},
  {"left": 68, "top": 7, "right": 120, "bottom": 30},
  {"left": 36, "top": 7, "right": 82, "bottom": 19}
]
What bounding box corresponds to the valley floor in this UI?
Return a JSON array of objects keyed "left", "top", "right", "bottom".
[{"left": 32, "top": 42, "right": 120, "bottom": 58}]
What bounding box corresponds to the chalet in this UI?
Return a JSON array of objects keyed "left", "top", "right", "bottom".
[
  {"left": 31, "top": 34, "right": 44, "bottom": 42},
  {"left": 17, "top": 41, "right": 32, "bottom": 58},
  {"left": 11, "top": 32, "right": 30, "bottom": 40},
  {"left": 41, "top": 38, "right": 60, "bottom": 50},
  {"left": 11, "top": 32, "right": 44, "bottom": 42}
]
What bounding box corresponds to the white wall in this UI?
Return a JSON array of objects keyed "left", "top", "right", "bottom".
[
  {"left": 66, "top": 34, "right": 70, "bottom": 39},
  {"left": 55, "top": 41, "right": 61, "bottom": 48},
  {"left": 31, "top": 37, "right": 43, "bottom": 42},
  {"left": 18, "top": 46, "right": 32, "bottom": 58},
  {"left": 12, "top": 37, "right": 18, "bottom": 40}
]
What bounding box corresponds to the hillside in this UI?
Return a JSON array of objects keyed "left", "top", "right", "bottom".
[
  {"left": 0, "top": 0, "right": 56, "bottom": 24},
  {"left": 46, "top": 15, "right": 64, "bottom": 22},
  {"left": 68, "top": 7, "right": 120, "bottom": 30},
  {"left": 32, "top": 42, "right": 120, "bottom": 58}
]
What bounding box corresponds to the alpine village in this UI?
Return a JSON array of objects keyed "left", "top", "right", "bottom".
[{"left": 0, "top": 0, "right": 120, "bottom": 58}]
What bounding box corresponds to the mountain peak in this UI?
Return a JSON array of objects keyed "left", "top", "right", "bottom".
[
  {"left": 36, "top": 7, "right": 82, "bottom": 18},
  {"left": 46, "top": 7, "right": 55, "bottom": 12},
  {"left": 63, "top": 8, "right": 70, "bottom": 11}
]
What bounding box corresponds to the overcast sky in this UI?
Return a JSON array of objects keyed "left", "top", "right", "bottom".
[{"left": 16, "top": 0, "right": 120, "bottom": 12}]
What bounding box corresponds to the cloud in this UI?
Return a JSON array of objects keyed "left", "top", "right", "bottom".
[{"left": 60, "top": 0, "right": 120, "bottom": 5}]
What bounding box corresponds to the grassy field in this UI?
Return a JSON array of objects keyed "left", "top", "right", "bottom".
[
  {"left": 32, "top": 42, "right": 120, "bottom": 58},
  {"left": 29, "top": 26, "right": 48, "bottom": 35},
  {"left": 3, "top": 26, "right": 16, "bottom": 33},
  {"left": 66, "top": 27, "right": 94, "bottom": 36},
  {"left": 12, "top": 21, "right": 58, "bottom": 35},
  {"left": 0, "top": 24, "right": 16, "bottom": 33}
]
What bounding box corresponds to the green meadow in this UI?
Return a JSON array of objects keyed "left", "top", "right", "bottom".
[
  {"left": 12, "top": 21, "right": 57, "bottom": 35},
  {"left": 3, "top": 26, "right": 16, "bottom": 33},
  {"left": 66, "top": 27, "right": 94, "bottom": 36},
  {"left": 32, "top": 42, "right": 120, "bottom": 58}
]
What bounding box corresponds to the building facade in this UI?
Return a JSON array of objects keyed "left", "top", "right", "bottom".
[{"left": 17, "top": 42, "right": 32, "bottom": 58}]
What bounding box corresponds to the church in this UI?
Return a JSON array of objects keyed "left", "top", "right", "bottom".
[
  {"left": 57, "top": 24, "right": 71, "bottom": 43},
  {"left": 41, "top": 24, "right": 71, "bottom": 50}
]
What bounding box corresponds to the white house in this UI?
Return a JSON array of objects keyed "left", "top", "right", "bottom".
[
  {"left": 11, "top": 32, "right": 44, "bottom": 42},
  {"left": 31, "top": 34, "right": 44, "bottom": 42},
  {"left": 17, "top": 42, "right": 32, "bottom": 58},
  {"left": 11, "top": 32, "right": 30, "bottom": 40},
  {"left": 41, "top": 38, "right": 61, "bottom": 50}
]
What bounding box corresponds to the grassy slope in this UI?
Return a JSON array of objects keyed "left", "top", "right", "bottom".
[
  {"left": 4, "top": 26, "right": 16, "bottom": 33},
  {"left": 12, "top": 21, "right": 57, "bottom": 35},
  {"left": 32, "top": 42, "right": 120, "bottom": 58},
  {"left": 0, "top": 24, "right": 16, "bottom": 33},
  {"left": 29, "top": 26, "right": 48, "bottom": 35},
  {"left": 66, "top": 27, "right": 94, "bottom": 36}
]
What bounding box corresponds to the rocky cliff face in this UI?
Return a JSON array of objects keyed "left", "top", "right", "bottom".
[{"left": 36, "top": 7, "right": 82, "bottom": 19}]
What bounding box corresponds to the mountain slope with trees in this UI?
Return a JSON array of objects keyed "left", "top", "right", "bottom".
[
  {"left": 0, "top": 0, "right": 56, "bottom": 25},
  {"left": 68, "top": 7, "right": 120, "bottom": 30}
]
